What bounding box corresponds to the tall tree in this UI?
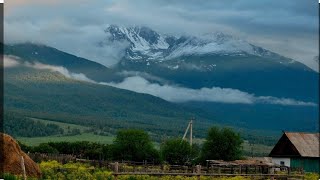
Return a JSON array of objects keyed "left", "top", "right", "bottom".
[
  {"left": 201, "top": 126, "right": 243, "bottom": 161},
  {"left": 160, "top": 138, "right": 192, "bottom": 165},
  {"left": 112, "top": 129, "right": 159, "bottom": 162}
]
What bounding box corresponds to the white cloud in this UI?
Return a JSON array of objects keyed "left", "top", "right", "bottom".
[
  {"left": 24, "top": 62, "right": 95, "bottom": 83},
  {"left": 103, "top": 76, "right": 254, "bottom": 104},
  {"left": 3, "top": 56, "right": 20, "bottom": 68},
  {"left": 102, "top": 76, "right": 317, "bottom": 106},
  {"left": 117, "top": 71, "right": 169, "bottom": 84},
  {"left": 4, "top": 20, "right": 130, "bottom": 67},
  {"left": 4, "top": 56, "right": 95, "bottom": 82},
  {"left": 256, "top": 96, "right": 316, "bottom": 106}
]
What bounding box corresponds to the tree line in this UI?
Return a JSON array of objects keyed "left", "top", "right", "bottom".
[
  {"left": 20, "top": 126, "right": 243, "bottom": 165},
  {"left": 4, "top": 112, "right": 85, "bottom": 137},
  {"left": 4, "top": 113, "right": 64, "bottom": 137}
]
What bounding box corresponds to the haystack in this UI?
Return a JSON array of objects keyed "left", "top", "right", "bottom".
[{"left": 0, "top": 133, "right": 41, "bottom": 178}]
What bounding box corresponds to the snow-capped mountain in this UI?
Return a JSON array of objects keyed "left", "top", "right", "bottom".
[
  {"left": 7, "top": 25, "right": 316, "bottom": 104},
  {"left": 102, "top": 25, "right": 290, "bottom": 64},
  {"left": 98, "top": 25, "right": 318, "bottom": 102}
]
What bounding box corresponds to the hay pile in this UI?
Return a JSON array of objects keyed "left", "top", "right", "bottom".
[{"left": 0, "top": 133, "right": 41, "bottom": 178}]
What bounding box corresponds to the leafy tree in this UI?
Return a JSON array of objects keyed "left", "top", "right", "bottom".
[
  {"left": 201, "top": 126, "right": 243, "bottom": 161},
  {"left": 160, "top": 138, "right": 192, "bottom": 165},
  {"left": 112, "top": 129, "right": 159, "bottom": 162}
]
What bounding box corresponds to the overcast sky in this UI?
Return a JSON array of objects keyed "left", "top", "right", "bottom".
[{"left": 4, "top": 0, "right": 319, "bottom": 71}]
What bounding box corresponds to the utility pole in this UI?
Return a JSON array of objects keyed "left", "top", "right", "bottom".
[
  {"left": 182, "top": 117, "right": 194, "bottom": 146},
  {"left": 190, "top": 119, "right": 193, "bottom": 146}
]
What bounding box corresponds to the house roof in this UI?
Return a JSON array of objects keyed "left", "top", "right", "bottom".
[
  {"left": 270, "top": 132, "right": 319, "bottom": 158},
  {"left": 284, "top": 132, "right": 319, "bottom": 158}
]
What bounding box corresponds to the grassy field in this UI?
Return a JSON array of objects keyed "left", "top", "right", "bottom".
[
  {"left": 17, "top": 133, "right": 114, "bottom": 146},
  {"left": 15, "top": 117, "right": 114, "bottom": 146}
]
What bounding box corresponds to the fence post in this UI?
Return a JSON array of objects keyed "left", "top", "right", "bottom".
[
  {"left": 196, "top": 165, "right": 201, "bottom": 180},
  {"left": 270, "top": 175, "right": 274, "bottom": 180},
  {"left": 20, "top": 156, "right": 27, "bottom": 180},
  {"left": 114, "top": 162, "right": 119, "bottom": 180},
  {"left": 115, "top": 162, "right": 119, "bottom": 173}
]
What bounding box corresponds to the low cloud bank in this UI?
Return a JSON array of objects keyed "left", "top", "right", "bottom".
[
  {"left": 103, "top": 76, "right": 317, "bottom": 106},
  {"left": 4, "top": 56, "right": 316, "bottom": 107},
  {"left": 4, "top": 56, "right": 20, "bottom": 68},
  {"left": 4, "top": 55, "right": 94, "bottom": 82},
  {"left": 117, "top": 71, "right": 169, "bottom": 84},
  {"left": 25, "top": 62, "right": 95, "bottom": 83}
]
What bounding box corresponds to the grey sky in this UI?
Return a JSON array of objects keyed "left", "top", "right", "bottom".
[{"left": 5, "top": 0, "right": 319, "bottom": 71}]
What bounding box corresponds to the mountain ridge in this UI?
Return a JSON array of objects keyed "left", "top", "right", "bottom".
[
  {"left": 103, "top": 25, "right": 307, "bottom": 70},
  {"left": 4, "top": 43, "right": 121, "bottom": 82}
]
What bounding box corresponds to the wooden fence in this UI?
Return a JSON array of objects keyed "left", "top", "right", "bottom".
[
  {"left": 28, "top": 153, "right": 305, "bottom": 179},
  {"left": 111, "top": 162, "right": 304, "bottom": 180}
]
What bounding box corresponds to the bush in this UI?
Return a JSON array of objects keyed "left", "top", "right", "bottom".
[
  {"left": 38, "top": 161, "right": 253, "bottom": 180},
  {"left": 40, "top": 160, "right": 112, "bottom": 180},
  {"left": 304, "top": 173, "right": 320, "bottom": 180},
  {"left": 2, "top": 174, "right": 19, "bottom": 180}
]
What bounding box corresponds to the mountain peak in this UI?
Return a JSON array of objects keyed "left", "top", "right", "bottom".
[
  {"left": 102, "top": 25, "right": 297, "bottom": 67},
  {"left": 104, "top": 25, "right": 169, "bottom": 57}
]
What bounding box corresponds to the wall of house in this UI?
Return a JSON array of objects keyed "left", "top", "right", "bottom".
[
  {"left": 272, "top": 157, "right": 290, "bottom": 167},
  {"left": 291, "top": 157, "right": 320, "bottom": 173}
]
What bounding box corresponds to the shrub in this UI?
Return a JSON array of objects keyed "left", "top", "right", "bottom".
[{"left": 304, "top": 173, "right": 320, "bottom": 180}]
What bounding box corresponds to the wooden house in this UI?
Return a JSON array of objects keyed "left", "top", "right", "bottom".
[{"left": 269, "top": 132, "right": 319, "bottom": 172}]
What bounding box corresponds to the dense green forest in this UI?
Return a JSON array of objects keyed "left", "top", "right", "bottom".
[
  {"left": 4, "top": 67, "right": 212, "bottom": 141},
  {"left": 4, "top": 67, "right": 280, "bottom": 146},
  {"left": 4, "top": 113, "right": 64, "bottom": 137},
  {"left": 4, "top": 112, "right": 87, "bottom": 138}
]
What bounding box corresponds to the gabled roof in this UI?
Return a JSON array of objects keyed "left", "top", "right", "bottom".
[
  {"left": 269, "top": 132, "right": 319, "bottom": 158},
  {"left": 285, "top": 132, "right": 319, "bottom": 157}
]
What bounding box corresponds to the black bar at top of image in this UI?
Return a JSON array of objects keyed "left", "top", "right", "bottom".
[{"left": 0, "top": 2, "right": 3, "bottom": 177}]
